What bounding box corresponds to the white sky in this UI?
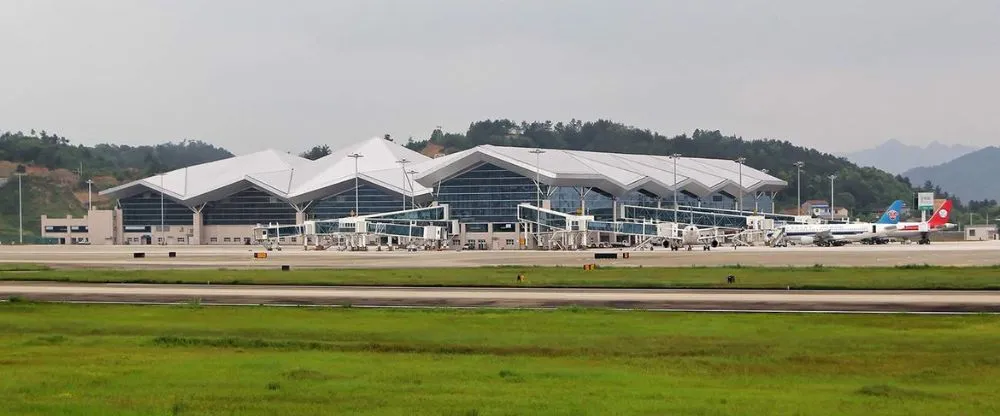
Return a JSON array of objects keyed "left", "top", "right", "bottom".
[{"left": 2, "top": 0, "right": 998, "bottom": 154}]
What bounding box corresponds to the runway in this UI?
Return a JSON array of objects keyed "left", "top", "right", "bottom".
[
  {"left": 3, "top": 282, "right": 999, "bottom": 312},
  {"left": 1, "top": 241, "right": 999, "bottom": 268}
]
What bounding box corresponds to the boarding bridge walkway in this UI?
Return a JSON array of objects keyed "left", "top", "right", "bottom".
[
  {"left": 253, "top": 205, "right": 456, "bottom": 249},
  {"left": 622, "top": 205, "right": 760, "bottom": 229},
  {"left": 517, "top": 203, "right": 743, "bottom": 250}
]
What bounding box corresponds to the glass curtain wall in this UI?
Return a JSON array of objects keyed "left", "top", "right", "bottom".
[
  {"left": 435, "top": 163, "right": 537, "bottom": 223},
  {"left": 203, "top": 188, "right": 296, "bottom": 225},
  {"left": 120, "top": 192, "right": 192, "bottom": 226},
  {"left": 308, "top": 182, "right": 404, "bottom": 220}
]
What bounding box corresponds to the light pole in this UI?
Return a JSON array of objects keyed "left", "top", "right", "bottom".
[
  {"left": 406, "top": 169, "right": 418, "bottom": 209},
  {"left": 670, "top": 153, "right": 681, "bottom": 223},
  {"left": 794, "top": 161, "right": 804, "bottom": 215},
  {"left": 828, "top": 174, "right": 837, "bottom": 221},
  {"left": 530, "top": 149, "right": 545, "bottom": 208},
  {"left": 159, "top": 174, "right": 165, "bottom": 245},
  {"left": 757, "top": 169, "right": 769, "bottom": 212},
  {"left": 396, "top": 158, "right": 411, "bottom": 210},
  {"left": 16, "top": 171, "right": 25, "bottom": 244},
  {"left": 86, "top": 179, "right": 94, "bottom": 211},
  {"left": 348, "top": 153, "right": 364, "bottom": 216},
  {"left": 736, "top": 157, "right": 746, "bottom": 212}
]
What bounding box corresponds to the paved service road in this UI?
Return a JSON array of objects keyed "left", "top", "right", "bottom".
[
  {"left": 2, "top": 241, "right": 999, "bottom": 268},
  {"left": 3, "top": 283, "right": 999, "bottom": 312}
]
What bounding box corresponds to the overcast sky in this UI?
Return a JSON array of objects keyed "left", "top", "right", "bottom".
[{"left": 2, "top": 0, "right": 998, "bottom": 154}]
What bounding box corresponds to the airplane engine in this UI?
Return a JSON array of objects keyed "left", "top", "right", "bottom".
[{"left": 800, "top": 236, "right": 815, "bottom": 245}]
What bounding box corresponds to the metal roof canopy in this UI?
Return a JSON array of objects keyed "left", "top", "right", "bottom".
[{"left": 412, "top": 145, "right": 786, "bottom": 199}]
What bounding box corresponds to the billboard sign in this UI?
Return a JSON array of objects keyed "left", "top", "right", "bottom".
[{"left": 917, "top": 192, "right": 935, "bottom": 210}]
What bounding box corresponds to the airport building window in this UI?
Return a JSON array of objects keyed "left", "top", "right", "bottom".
[
  {"left": 120, "top": 192, "right": 192, "bottom": 227},
  {"left": 494, "top": 223, "right": 516, "bottom": 232},
  {"left": 224, "top": 237, "right": 231, "bottom": 243},
  {"left": 210, "top": 237, "right": 218, "bottom": 243},
  {"left": 465, "top": 223, "right": 489, "bottom": 233},
  {"left": 506, "top": 239, "right": 515, "bottom": 246},
  {"left": 290, "top": 237, "right": 297, "bottom": 243},
  {"left": 177, "top": 237, "right": 185, "bottom": 243},
  {"left": 435, "top": 163, "right": 537, "bottom": 223},
  {"left": 203, "top": 188, "right": 296, "bottom": 225},
  {"left": 308, "top": 182, "right": 405, "bottom": 220}
]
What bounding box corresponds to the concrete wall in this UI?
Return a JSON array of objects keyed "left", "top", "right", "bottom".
[
  {"left": 200, "top": 225, "right": 257, "bottom": 245},
  {"left": 122, "top": 224, "right": 196, "bottom": 245},
  {"left": 40, "top": 209, "right": 119, "bottom": 245}
]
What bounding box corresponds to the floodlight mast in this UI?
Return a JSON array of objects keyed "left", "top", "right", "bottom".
[
  {"left": 794, "top": 161, "right": 805, "bottom": 215},
  {"left": 348, "top": 153, "right": 364, "bottom": 216},
  {"left": 670, "top": 153, "right": 681, "bottom": 223},
  {"left": 529, "top": 149, "right": 546, "bottom": 208},
  {"left": 736, "top": 157, "right": 746, "bottom": 212}
]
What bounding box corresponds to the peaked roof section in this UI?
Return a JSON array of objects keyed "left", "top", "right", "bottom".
[
  {"left": 285, "top": 137, "right": 432, "bottom": 203},
  {"left": 100, "top": 137, "right": 437, "bottom": 206},
  {"left": 101, "top": 138, "right": 788, "bottom": 207},
  {"left": 101, "top": 149, "right": 312, "bottom": 204},
  {"left": 413, "top": 145, "right": 786, "bottom": 198}
]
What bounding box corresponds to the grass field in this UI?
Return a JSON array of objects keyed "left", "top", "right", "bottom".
[
  {"left": 4, "top": 264, "right": 1000, "bottom": 290},
  {"left": 0, "top": 302, "right": 998, "bottom": 415}
]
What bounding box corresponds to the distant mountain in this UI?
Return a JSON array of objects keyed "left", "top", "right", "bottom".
[
  {"left": 842, "top": 139, "right": 978, "bottom": 174},
  {"left": 903, "top": 146, "right": 1000, "bottom": 201}
]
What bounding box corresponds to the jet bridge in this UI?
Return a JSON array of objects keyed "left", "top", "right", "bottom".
[
  {"left": 517, "top": 203, "right": 691, "bottom": 250},
  {"left": 252, "top": 205, "right": 457, "bottom": 250}
]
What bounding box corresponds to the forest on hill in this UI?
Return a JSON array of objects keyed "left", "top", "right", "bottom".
[
  {"left": 405, "top": 119, "right": 917, "bottom": 215},
  {"left": 0, "top": 130, "right": 233, "bottom": 180}
]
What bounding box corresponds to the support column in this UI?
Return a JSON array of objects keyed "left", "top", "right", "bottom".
[
  {"left": 113, "top": 207, "right": 124, "bottom": 245},
  {"left": 191, "top": 211, "right": 203, "bottom": 245},
  {"left": 295, "top": 210, "right": 306, "bottom": 224}
]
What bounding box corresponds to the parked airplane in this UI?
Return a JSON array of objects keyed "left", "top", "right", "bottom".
[
  {"left": 880, "top": 200, "right": 956, "bottom": 244},
  {"left": 861, "top": 199, "right": 905, "bottom": 244},
  {"left": 875, "top": 200, "right": 905, "bottom": 224},
  {"left": 784, "top": 200, "right": 906, "bottom": 246},
  {"left": 663, "top": 224, "right": 723, "bottom": 251}
]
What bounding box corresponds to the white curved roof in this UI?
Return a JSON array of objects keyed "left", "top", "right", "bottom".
[
  {"left": 102, "top": 138, "right": 786, "bottom": 206},
  {"left": 412, "top": 145, "right": 786, "bottom": 198},
  {"left": 101, "top": 137, "right": 433, "bottom": 205}
]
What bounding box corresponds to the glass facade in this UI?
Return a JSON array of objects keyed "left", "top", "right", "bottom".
[
  {"left": 120, "top": 192, "right": 192, "bottom": 226},
  {"left": 436, "top": 163, "right": 538, "bottom": 223},
  {"left": 368, "top": 206, "right": 446, "bottom": 221},
  {"left": 308, "top": 182, "right": 405, "bottom": 220},
  {"left": 203, "top": 188, "right": 296, "bottom": 225}
]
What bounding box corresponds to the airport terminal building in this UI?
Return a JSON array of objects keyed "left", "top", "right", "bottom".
[{"left": 44, "top": 137, "right": 786, "bottom": 247}]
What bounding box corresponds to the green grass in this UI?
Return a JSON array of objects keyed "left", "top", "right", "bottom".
[
  {"left": 0, "top": 303, "right": 998, "bottom": 415},
  {"left": 4, "top": 264, "right": 1000, "bottom": 290}
]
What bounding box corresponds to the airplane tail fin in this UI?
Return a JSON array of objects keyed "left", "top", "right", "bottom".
[
  {"left": 927, "top": 200, "right": 952, "bottom": 228},
  {"left": 876, "top": 200, "right": 905, "bottom": 224}
]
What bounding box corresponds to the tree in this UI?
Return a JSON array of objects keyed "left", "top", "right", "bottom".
[{"left": 299, "top": 145, "right": 332, "bottom": 160}]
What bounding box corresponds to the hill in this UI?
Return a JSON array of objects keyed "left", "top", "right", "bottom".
[
  {"left": 406, "top": 119, "right": 916, "bottom": 215},
  {"left": 841, "top": 139, "right": 978, "bottom": 174},
  {"left": 0, "top": 130, "right": 234, "bottom": 242},
  {"left": 0, "top": 175, "right": 86, "bottom": 243},
  {"left": 903, "top": 147, "right": 1000, "bottom": 202},
  {"left": 0, "top": 130, "right": 233, "bottom": 179}
]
